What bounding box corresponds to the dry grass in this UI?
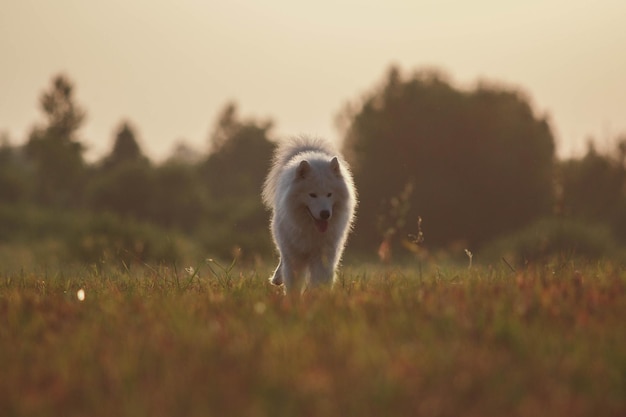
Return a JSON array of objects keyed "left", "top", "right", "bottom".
[{"left": 1, "top": 260, "right": 625, "bottom": 417}]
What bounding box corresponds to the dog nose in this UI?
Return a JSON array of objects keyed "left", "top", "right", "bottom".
[{"left": 320, "top": 210, "right": 330, "bottom": 220}]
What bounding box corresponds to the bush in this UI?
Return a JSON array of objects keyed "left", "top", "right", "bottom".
[
  {"left": 66, "top": 212, "right": 186, "bottom": 266},
  {"left": 0, "top": 204, "right": 191, "bottom": 266},
  {"left": 479, "top": 217, "right": 625, "bottom": 265},
  {"left": 0, "top": 204, "right": 70, "bottom": 240},
  {"left": 195, "top": 198, "right": 273, "bottom": 261}
]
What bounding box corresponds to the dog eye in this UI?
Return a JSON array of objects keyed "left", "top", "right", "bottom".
[
  {"left": 327, "top": 193, "right": 332, "bottom": 197},
  {"left": 309, "top": 193, "right": 317, "bottom": 198}
]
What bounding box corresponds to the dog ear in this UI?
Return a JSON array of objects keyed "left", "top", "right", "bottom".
[
  {"left": 330, "top": 157, "right": 342, "bottom": 177},
  {"left": 296, "top": 160, "right": 310, "bottom": 179}
]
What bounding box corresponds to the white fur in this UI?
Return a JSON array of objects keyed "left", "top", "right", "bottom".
[{"left": 262, "top": 136, "right": 357, "bottom": 294}]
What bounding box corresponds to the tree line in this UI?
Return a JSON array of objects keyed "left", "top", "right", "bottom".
[{"left": 1, "top": 68, "right": 625, "bottom": 264}]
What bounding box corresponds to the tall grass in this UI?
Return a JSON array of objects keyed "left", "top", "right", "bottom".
[{"left": 1, "top": 260, "right": 625, "bottom": 417}]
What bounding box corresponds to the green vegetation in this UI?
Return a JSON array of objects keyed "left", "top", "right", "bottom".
[
  {"left": 2, "top": 70, "right": 626, "bottom": 263},
  {"left": 2, "top": 66, "right": 626, "bottom": 416},
  {"left": 341, "top": 68, "right": 555, "bottom": 251},
  {"left": 481, "top": 217, "right": 626, "bottom": 266},
  {"left": 0, "top": 205, "right": 195, "bottom": 268},
  {"left": 1, "top": 261, "right": 625, "bottom": 417}
]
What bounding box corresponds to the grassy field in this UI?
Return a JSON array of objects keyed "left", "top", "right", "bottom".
[{"left": 1, "top": 259, "right": 625, "bottom": 417}]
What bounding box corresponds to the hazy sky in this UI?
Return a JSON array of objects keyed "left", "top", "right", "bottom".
[{"left": 1, "top": 0, "right": 625, "bottom": 161}]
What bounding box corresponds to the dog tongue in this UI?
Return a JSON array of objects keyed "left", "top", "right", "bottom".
[{"left": 315, "top": 219, "right": 329, "bottom": 233}]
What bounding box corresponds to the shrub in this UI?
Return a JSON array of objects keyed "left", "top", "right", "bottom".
[
  {"left": 0, "top": 204, "right": 190, "bottom": 266},
  {"left": 479, "top": 217, "right": 625, "bottom": 265},
  {"left": 66, "top": 212, "right": 185, "bottom": 266}
]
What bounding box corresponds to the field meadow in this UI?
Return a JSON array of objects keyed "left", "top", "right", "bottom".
[{"left": 1, "top": 255, "right": 625, "bottom": 417}]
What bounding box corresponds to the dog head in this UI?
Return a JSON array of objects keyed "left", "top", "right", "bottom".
[{"left": 294, "top": 157, "right": 345, "bottom": 233}]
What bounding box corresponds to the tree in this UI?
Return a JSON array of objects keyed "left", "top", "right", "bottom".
[
  {"left": 166, "top": 140, "right": 202, "bottom": 165},
  {"left": 25, "top": 74, "right": 87, "bottom": 207},
  {"left": 87, "top": 162, "right": 157, "bottom": 219},
  {"left": 560, "top": 142, "right": 623, "bottom": 220},
  {"left": 0, "top": 133, "right": 31, "bottom": 203},
  {"left": 151, "top": 162, "right": 210, "bottom": 231},
  {"left": 199, "top": 103, "right": 276, "bottom": 258},
  {"left": 340, "top": 66, "right": 556, "bottom": 254},
  {"left": 102, "top": 121, "right": 148, "bottom": 169},
  {"left": 203, "top": 103, "right": 274, "bottom": 200},
  {"left": 87, "top": 122, "right": 154, "bottom": 219}
]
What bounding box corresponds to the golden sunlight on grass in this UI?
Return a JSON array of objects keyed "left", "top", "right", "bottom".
[{"left": 1, "top": 262, "right": 625, "bottom": 416}]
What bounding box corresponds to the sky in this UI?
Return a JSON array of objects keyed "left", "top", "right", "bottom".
[{"left": 1, "top": 0, "right": 625, "bottom": 162}]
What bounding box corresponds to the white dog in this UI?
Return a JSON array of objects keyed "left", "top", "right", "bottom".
[{"left": 262, "top": 136, "right": 357, "bottom": 294}]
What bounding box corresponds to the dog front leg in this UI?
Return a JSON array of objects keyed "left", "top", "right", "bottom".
[
  {"left": 308, "top": 253, "right": 335, "bottom": 288},
  {"left": 281, "top": 260, "right": 305, "bottom": 295},
  {"left": 270, "top": 259, "right": 283, "bottom": 285}
]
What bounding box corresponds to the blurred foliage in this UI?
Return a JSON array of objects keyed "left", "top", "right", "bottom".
[
  {"left": 558, "top": 139, "right": 626, "bottom": 245},
  {"left": 0, "top": 204, "right": 191, "bottom": 266},
  {"left": 0, "top": 71, "right": 625, "bottom": 265},
  {"left": 24, "top": 74, "right": 87, "bottom": 207},
  {"left": 101, "top": 121, "right": 149, "bottom": 169},
  {"left": 479, "top": 217, "right": 625, "bottom": 266},
  {"left": 66, "top": 211, "right": 185, "bottom": 266},
  {"left": 201, "top": 102, "right": 274, "bottom": 200},
  {"left": 87, "top": 161, "right": 157, "bottom": 219},
  {"left": 340, "top": 66, "right": 555, "bottom": 254},
  {"left": 0, "top": 137, "right": 31, "bottom": 203}
]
